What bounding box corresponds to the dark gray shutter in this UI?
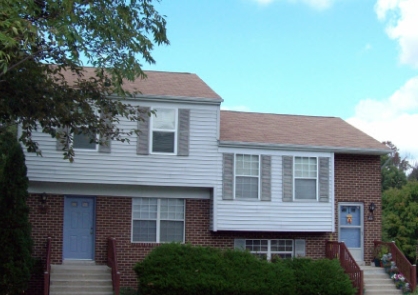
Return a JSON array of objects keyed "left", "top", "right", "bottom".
[
  {"left": 294, "top": 239, "right": 306, "bottom": 257},
  {"left": 234, "top": 239, "right": 246, "bottom": 251},
  {"left": 318, "top": 157, "right": 330, "bottom": 202},
  {"left": 222, "top": 153, "right": 234, "bottom": 200},
  {"left": 98, "top": 111, "right": 111, "bottom": 153},
  {"left": 282, "top": 156, "right": 293, "bottom": 202},
  {"left": 261, "top": 155, "right": 271, "bottom": 201},
  {"left": 136, "top": 107, "right": 150, "bottom": 155},
  {"left": 177, "top": 109, "right": 190, "bottom": 156},
  {"left": 56, "top": 126, "right": 69, "bottom": 151}
]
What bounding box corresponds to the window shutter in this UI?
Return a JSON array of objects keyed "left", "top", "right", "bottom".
[
  {"left": 294, "top": 239, "right": 306, "bottom": 257},
  {"left": 177, "top": 109, "right": 190, "bottom": 156},
  {"left": 282, "top": 156, "right": 293, "bottom": 202},
  {"left": 222, "top": 153, "right": 234, "bottom": 200},
  {"left": 261, "top": 155, "right": 271, "bottom": 201},
  {"left": 136, "top": 107, "right": 150, "bottom": 155},
  {"left": 56, "top": 126, "right": 69, "bottom": 151},
  {"left": 234, "top": 239, "right": 246, "bottom": 251},
  {"left": 318, "top": 157, "right": 330, "bottom": 202},
  {"left": 98, "top": 111, "right": 111, "bottom": 153}
]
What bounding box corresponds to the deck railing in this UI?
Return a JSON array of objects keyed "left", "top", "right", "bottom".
[
  {"left": 325, "top": 241, "right": 363, "bottom": 295},
  {"left": 107, "top": 237, "right": 120, "bottom": 295},
  {"left": 374, "top": 240, "right": 416, "bottom": 292},
  {"left": 43, "top": 237, "right": 52, "bottom": 295}
]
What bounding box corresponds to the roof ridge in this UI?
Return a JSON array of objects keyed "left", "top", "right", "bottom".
[{"left": 220, "top": 109, "right": 337, "bottom": 119}]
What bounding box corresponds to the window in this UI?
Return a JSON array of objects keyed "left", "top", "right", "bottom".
[
  {"left": 132, "top": 198, "right": 184, "bottom": 243},
  {"left": 294, "top": 157, "right": 317, "bottom": 200},
  {"left": 245, "top": 239, "right": 294, "bottom": 260},
  {"left": 151, "top": 108, "right": 177, "bottom": 153},
  {"left": 235, "top": 154, "right": 259, "bottom": 199},
  {"left": 73, "top": 130, "right": 97, "bottom": 150}
]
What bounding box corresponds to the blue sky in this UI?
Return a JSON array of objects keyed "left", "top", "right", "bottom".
[{"left": 144, "top": 0, "right": 418, "bottom": 161}]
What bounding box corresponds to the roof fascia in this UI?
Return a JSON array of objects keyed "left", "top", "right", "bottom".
[
  {"left": 110, "top": 94, "right": 223, "bottom": 105},
  {"left": 218, "top": 141, "right": 390, "bottom": 155}
]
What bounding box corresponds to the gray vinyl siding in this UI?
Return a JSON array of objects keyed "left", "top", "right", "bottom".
[
  {"left": 215, "top": 152, "right": 334, "bottom": 232},
  {"left": 24, "top": 101, "right": 223, "bottom": 188}
]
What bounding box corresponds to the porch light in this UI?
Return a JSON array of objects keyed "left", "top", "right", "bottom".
[
  {"left": 369, "top": 202, "right": 376, "bottom": 213},
  {"left": 39, "top": 192, "right": 48, "bottom": 204}
]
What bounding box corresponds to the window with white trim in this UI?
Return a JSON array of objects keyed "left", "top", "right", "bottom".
[
  {"left": 151, "top": 108, "right": 177, "bottom": 153},
  {"left": 294, "top": 157, "right": 317, "bottom": 200},
  {"left": 73, "top": 130, "right": 98, "bottom": 150},
  {"left": 245, "top": 239, "right": 294, "bottom": 260},
  {"left": 132, "top": 198, "right": 184, "bottom": 243},
  {"left": 235, "top": 154, "right": 259, "bottom": 199}
]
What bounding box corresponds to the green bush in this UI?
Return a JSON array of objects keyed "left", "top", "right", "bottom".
[
  {"left": 276, "top": 258, "right": 356, "bottom": 295},
  {"left": 134, "top": 243, "right": 296, "bottom": 295},
  {"left": 0, "top": 131, "right": 33, "bottom": 294}
]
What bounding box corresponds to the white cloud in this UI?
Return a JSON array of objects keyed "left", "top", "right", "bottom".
[
  {"left": 346, "top": 76, "right": 418, "bottom": 161},
  {"left": 221, "top": 105, "right": 252, "bottom": 112},
  {"left": 252, "top": 0, "right": 334, "bottom": 10},
  {"left": 375, "top": 0, "right": 418, "bottom": 67}
]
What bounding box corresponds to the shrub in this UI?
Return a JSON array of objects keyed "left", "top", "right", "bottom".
[
  {"left": 134, "top": 243, "right": 296, "bottom": 295},
  {"left": 276, "top": 258, "right": 356, "bottom": 295},
  {"left": 0, "top": 131, "right": 33, "bottom": 294}
]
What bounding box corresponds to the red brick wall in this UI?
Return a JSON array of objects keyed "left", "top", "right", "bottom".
[
  {"left": 27, "top": 153, "right": 382, "bottom": 291},
  {"left": 333, "top": 154, "right": 382, "bottom": 263}
]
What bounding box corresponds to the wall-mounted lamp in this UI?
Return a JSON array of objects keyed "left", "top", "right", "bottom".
[
  {"left": 39, "top": 192, "right": 48, "bottom": 204},
  {"left": 368, "top": 202, "right": 376, "bottom": 221}
]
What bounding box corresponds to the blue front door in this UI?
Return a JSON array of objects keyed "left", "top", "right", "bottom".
[
  {"left": 339, "top": 203, "right": 363, "bottom": 261},
  {"left": 63, "top": 197, "right": 95, "bottom": 260}
]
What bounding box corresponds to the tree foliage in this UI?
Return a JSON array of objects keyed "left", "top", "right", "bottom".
[
  {"left": 0, "top": 132, "right": 33, "bottom": 294},
  {"left": 381, "top": 141, "right": 408, "bottom": 191},
  {"left": 382, "top": 181, "right": 418, "bottom": 262},
  {"left": 0, "top": 0, "right": 169, "bottom": 161}
]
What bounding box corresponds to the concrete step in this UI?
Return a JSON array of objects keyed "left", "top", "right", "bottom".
[
  {"left": 361, "top": 266, "right": 403, "bottom": 295},
  {"left": 49, "top": 261, "right": 114, "bottom": 295}
]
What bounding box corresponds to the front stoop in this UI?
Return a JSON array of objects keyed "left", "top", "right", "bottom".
[
  {"left": 49, "top": 261, "right": 113, "bottom": 295},
  {"left": 361, "top": 266, "right": 402, "bottom": 295}
]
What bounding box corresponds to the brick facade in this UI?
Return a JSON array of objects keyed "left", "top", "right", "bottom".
[{"left": 27, "top": 153, "right": 382, "bottom": 293}]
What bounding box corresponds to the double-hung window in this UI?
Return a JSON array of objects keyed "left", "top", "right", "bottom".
[
  {"left": 151, "top": 108, "right": 177, "bottom": 154},
  {"left": 235, "top": 154, "right": 259, "bottom": 199},
  {"left": 132, "top": 198, "right": 185, "bottom": 243},
  {"left": 294, "top": 157, "right": 317, "bottom": 200},
  {"left": 245, "top": 239, "right": 294, "bottom": 260}
]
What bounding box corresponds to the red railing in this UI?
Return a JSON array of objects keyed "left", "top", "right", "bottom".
[
  {"left": 374, "top": 241, "right": 416, "bottom": 292},
  {"left": 107, "top": 237, "right": 120, "bottom": 295},
  {"left": 43, "top": 237, "right": 52, "bottom": 295},
  {"left": 325, "top": 241, "right": 363, "bottom": 295}
]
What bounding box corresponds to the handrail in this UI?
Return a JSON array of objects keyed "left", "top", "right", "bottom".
[
  {"left": 44, "top": 237, "right": 52, "bottom": 295},
  {"left": 374, "top": 240, "right": 416, "bottom": 292},
  {"left": 107, "top": 237, "right": 120, "bottom": 295},
  {"left": 325, "top": 241, "right": 363, "bottom": 295}
]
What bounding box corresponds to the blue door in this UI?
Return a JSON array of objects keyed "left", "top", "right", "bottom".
[
  {"left": 339, "top": 203, "right": 363, "bottom": 261},
  {"left": 63, "top": 197, "right": 95, "bottom": 260}
]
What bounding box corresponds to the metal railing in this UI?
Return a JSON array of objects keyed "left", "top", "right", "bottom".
[
  {"left": 374, "top": 240, "right": 416, "bottom": 292},
  {"left": 107, "top": 237, "right": 120, "bottom": 295},
  {"left": 325, "top": 241, "right": 363, "bottom": 295},
  {"left": 44, "top": 237, "right": 52, "bottom": 295}
]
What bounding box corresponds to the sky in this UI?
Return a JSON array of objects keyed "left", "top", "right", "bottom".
[{"left": 144, "top": 0, "right": 418, "bottom": 162}]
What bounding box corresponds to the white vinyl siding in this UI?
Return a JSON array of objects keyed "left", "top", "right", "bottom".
[
  {"left": 132, "top": 198, "right": 185, "bottom": 243},
  {"left": 294, "top": 157, "right": 317, "bottom": 200},
  {"left": 235, "top": 154, "right": 259, "bottom": 199},
  {"left": 216, "top": 151, "right": 334, "bottom": 232}
]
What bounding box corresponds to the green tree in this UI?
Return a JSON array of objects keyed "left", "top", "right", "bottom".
[
  {"left": 0, "top": 132, "right": 33, "bottom": 294},
  {"left": 0, "top": 0, "right": 169, "bottom": 161},
  {"left": 408, "top": 162, "right": 418, "bottom": 182},
  {"left": 382, "top": 181, "right": 418, "bottom": 262},
  {"left": 381, "top": 141, "right": 408, "bottom": 191}
]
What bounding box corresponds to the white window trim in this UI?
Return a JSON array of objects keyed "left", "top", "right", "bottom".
[
  {"left": 245, "top": 239, "right": 294, "bottom": 260},
  {"left": 234, "top": 154, "right": 260, "bottom": 200},
  {"left": 150, "top": 108, "right": 178, "bottom": 155},
  {"left": 131, "top": 198, "right": 185, "bottom": 243},
  {"left": 72, "top": 130, "right": 99, "bottom": 151},
  {"left": 293, "top": 156, "right": 318, "bottom": 201}
]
